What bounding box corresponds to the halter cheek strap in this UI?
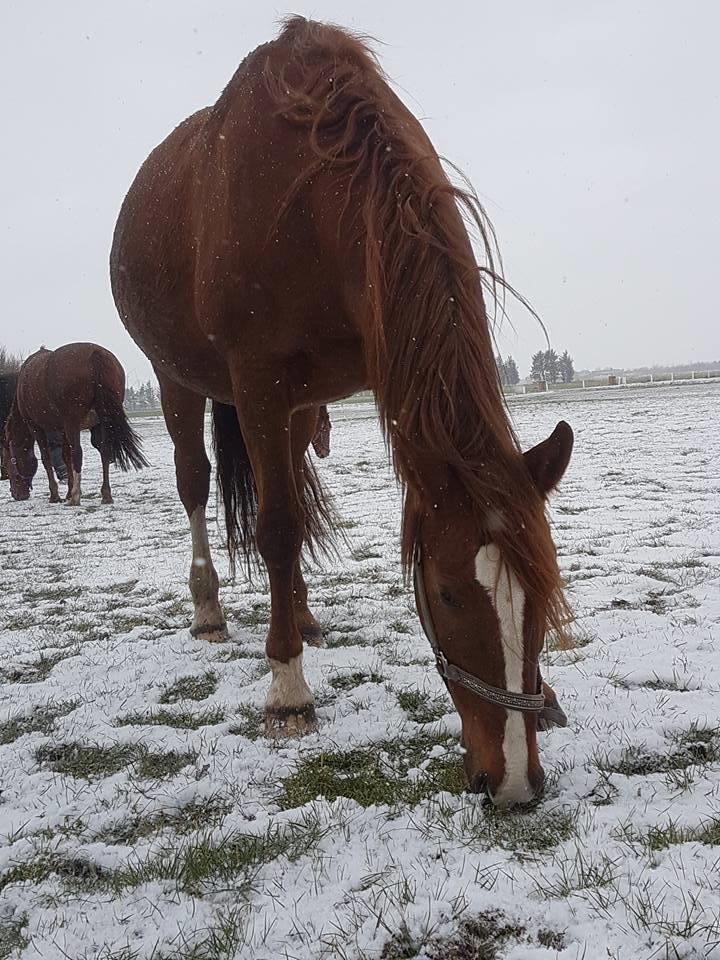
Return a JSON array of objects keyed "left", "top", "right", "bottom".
[
  {"left": 413, "top": 547, "right": 545, "bottom": 714},
  {"left": 9, "top": 456, "right": 34, "bottom": 488}
]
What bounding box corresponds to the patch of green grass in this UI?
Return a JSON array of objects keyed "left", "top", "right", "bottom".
[
  {"left": 0, "top": 853, "right": 115, "bottom": 896},
  {"left": 35, "top": 742, "right": 196, "bottom": 780},
  {"left": 537, "top": 929, "right": 566, "bottom": 950},
  {"left": 536, "top": 847, "right": 618, "bottom": 899},
  {"left": 396, "top": 690, "right": 448, "bottom": 724},
  {"left": 0, "top": 915, "right": 28, "bottom": 959},
  {"left": 136, "top": 750, "right": 196, "bottom": 780},
  {"left": 23, "top": 584, "right": 82, "bottom": 603},
  {"left": 115, "top": 707, "right": 225, "bottom": 730},
  {"left": 0, "top": 649, "right": 76, "bottom": 684},
  {"left": 230, "top": 602, "right": 270, "bottom": 629},
  {"left": 389, "top": 619, "right": 412, "bottom": 635},
  {"left": 0, "top": 701, "right": 77, "bottom": 745},
  {"left": 351, "top": 543, "right": 383, "bottom": 561},
  {"left": 423, "top": 795, "right": 577, "bottom": 854},
  {"left": 595, "top": 726, "right": 720, "bottom": 777},
  {"left": 328, "top": 670, "right": 384, "bottom": 692},
  {"left": 101, "top": 796, "right": 233, "bottom": 846},
  {"left": 228, "top": 706, "right": 265, "bottom": 740},
  {"left": 112, "top": 817, "right": 324, "bottom": 896},
  {"left": 616, "top": 806, "right": 720, "bottom": 852},
  {"left": 160, "top": 671, "right": 218, "bottom": 704},
  {"left": 278, "top": 734, "right": 463, "bottom": 810}
]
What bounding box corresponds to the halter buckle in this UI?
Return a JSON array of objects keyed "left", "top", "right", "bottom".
[{"left": 434, "top": 649, "right": 449, "bottom": 679}]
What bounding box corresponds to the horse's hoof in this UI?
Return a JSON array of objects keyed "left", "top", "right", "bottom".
[
  {"left": 102, "top": 495, "right": 114, "bottom": 505},
  {"left": 190, "top": 623, "right": 228, "bottom": 644},
  {"left": 300, "top": 622, "right": 324, "bottom": 647},
  {"left": 538, "top": 699, "right": 568, "bottom": 731},
  {"left": 265, "top": 704, "right": 316, "bottom": 738},
  {"left": 49, "top": 494, "right": 61, "bottom": 504}
]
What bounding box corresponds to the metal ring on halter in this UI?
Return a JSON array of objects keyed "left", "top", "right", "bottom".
[
  {"left": 9, "top": 456, "right": 34, "bottom": 488},
  {"left": 412, "top": 546, "right": 545, "bottom": 714}
]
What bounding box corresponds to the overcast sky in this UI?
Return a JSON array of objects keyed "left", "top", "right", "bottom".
[{"left": 2, "top": 1, "right": 718, "bottom": 383}]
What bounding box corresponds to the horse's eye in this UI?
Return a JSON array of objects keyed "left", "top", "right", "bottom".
[{"left": 440, "top": 588, "right": 462, "bottom": 608}]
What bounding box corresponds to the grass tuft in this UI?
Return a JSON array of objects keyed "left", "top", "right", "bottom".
[
  {"left": 159, "top": 671, "right": 218, "bottom": 704},
  {"left": 0, "top": 701, "right": 77, "bottom": 745},
  {"left": 115, "top": 707, "right": 225, "bottom": 730},
  {"left": 328, "top": 670, "right": 384, "bottom": 692},
  {"left": 35, "top": 742, "right": 196, "bottom": 780},
  {"left": 396, "top": 690, "right": 449, "bottom": 724},
  {"left": 278, "top": 734, "right": 464, "bottom": 810}
]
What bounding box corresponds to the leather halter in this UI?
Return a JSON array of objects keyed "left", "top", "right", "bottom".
[
  {"left": 9, "top": 454, "right": 34, "bottom": 488},
  {"left": 413, "top": 547, "right": 545, "bottom": 714}
]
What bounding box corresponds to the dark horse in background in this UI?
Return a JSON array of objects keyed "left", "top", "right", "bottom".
[
  {"left": 1, "top": 370, "right": 65, "bottom": 483},
  {"left": 5, "top": 343, "right": 147, "bottom": 504},
  {"left": 111, "top": 19, "right": 574, "bottom": 808}
]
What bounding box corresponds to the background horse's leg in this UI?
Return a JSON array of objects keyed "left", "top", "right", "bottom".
[
  {"left": 35, "top": 431, "right": 61, "bottom": 503},
  {"left": 156, "top": 370, "right": 226, "bottom": 642},
  {"left": 231, "top": 382, "right": 314, "bottom": 737},
  {"left": 62, "top": 438, "right": 73, "bottom": 501},
  {"left": 91, "top": 424, "right": 113, "bottom": 504},
  {"left": 65, "top": 427, "right": 83, "bottom": 505},
  {"left": 291, "top": 407, "right": 323, "bottom": 645}
]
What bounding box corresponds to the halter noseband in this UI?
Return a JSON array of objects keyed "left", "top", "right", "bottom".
[
  {"left": 9, "top": 455, "right": 34, "bottom": 488},
  {"left": 413, "top": 547, "right": 545, "bottom": 714}
]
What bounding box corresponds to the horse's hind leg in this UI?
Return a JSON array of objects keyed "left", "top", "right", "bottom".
[
  {"left": 156, "top": 369, "right": 226, "bottom": 642},
  {"left": 91, "top": 424, "right": 113, "bottom": 503},
  {"left": 291, "top": 407, "right": 323, "bottom": 645},
  {"left": 35, "top": 431, "right": 61, "bottom": 503},
  {"left": 65, "top": 428, "right": 83, "bottom": 505},
  {"left": 62, "top": 438, "right": 73, "bottom": 501},
  {"left": 230, "top": 382, "right": 315, "bottom": 736}
]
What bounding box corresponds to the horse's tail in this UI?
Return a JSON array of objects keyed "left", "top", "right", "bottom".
[
  {"left": 211, "top": 400, "right": 338, "bottom": 577},
  {"left": 92, "top": 352, "right": 148, "bottom": 471}
]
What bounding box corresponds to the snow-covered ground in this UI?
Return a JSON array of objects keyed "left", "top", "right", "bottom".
[{"left": 1, "top": 382, "right": 719, "bottom": 960}]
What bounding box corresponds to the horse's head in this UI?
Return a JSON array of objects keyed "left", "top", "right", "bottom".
[
  {"left": 5, "top": 408, "right": 37, "bottom": 501},
  {"left": 408, "top": 421, "right": 573, "bottom": 808}
]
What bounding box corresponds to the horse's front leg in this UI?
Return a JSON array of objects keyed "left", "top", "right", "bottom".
[
  {"left": 233, "top": 381, "right": 315, "bottom": 737},
  {"left": 35, "top": 430, "right": 61, "bottom": 503}
]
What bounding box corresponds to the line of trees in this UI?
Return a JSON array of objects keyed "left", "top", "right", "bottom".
[
  {"left": 124, "top": 380, "right": 161, "bottom": 410},
  {"left": 530, "top": 349, "right": 575, "bottom": 384},
  {"left": 495, "top": 355, "right": 520, "bottom": 386},
  {"left": 0, "top": 347, "right": 21, "bottom": 374}
]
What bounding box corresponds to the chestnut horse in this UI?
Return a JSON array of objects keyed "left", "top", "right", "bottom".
[
  {"left": 5, "top": 343, "right": 147, "bottom": 504},
  {"left": 111, "top": 19, "right": 573, "bottom": 807},
  {"left": 1, "top": 370, "right": 66, "bottom": 483}
]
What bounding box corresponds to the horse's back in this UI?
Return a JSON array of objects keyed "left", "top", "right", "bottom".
[{"left": 17, "top": 343, "right": 124, "bottom": 429}]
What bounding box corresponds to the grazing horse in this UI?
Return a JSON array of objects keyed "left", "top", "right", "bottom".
[
  {"left": 111, "top": 19, "right": 574, "bottom": 807},
  {"left": 5, "top": 343, "right": 147, "bottom": 504},
  {"left": 1, "top": 370, "right": 66, "bottom": 483}
]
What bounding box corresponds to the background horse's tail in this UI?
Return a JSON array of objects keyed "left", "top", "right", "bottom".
[
  {"left": 211, "top": 400, "right": 338, "bottom": 576},
  {"left": 92, "top": 352, "right": 148, "bottom": 471}
]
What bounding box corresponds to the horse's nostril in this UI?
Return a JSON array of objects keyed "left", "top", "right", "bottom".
[{"left": 469, "top": 772, "right": 489, "bottom": 795}]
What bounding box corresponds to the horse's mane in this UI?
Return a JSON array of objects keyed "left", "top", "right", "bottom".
[{"left": 264, "top": 17, "right": 570, "bottom": 642}]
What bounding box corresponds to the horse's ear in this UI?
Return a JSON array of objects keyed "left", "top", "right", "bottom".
[{"left": 524, "top": 421, "right": 573, "bottom": 497}]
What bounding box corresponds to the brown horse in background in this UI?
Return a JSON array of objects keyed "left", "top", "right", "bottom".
[
  {"left": 5, "top": 343, "right": 147, "bottom": 504},
  {"left": 1, "top": 370, "right": 66, "bottom": 483},
  {"left": 111, "top": 19, "right": 574, "bottom": 808}
]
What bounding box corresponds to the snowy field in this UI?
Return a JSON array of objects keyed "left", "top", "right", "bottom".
[{"left": 1, "top": 382, "right": 719, "bottom": 960}]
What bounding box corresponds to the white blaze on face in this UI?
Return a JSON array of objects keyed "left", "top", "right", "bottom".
[{"left": 474, "top": 543, "right": 534, "bottom": 807}]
